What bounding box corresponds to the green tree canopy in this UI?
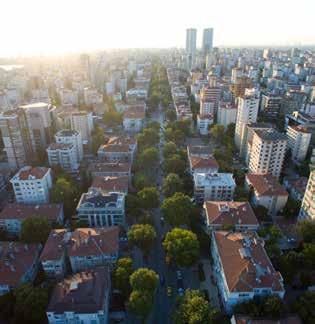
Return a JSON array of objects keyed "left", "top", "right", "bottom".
[
  {"left": 125, "top": 194, "right": 142, "bottom": 219},
  {"left": 127, "top": 290, "right": 154, "bottom": 319},
  {"left": 163, "top": 141, "right": 177, "bottom": 159},
  {"left": 138, "top": 147, "right": 159, "bottom": 170},
  {"left": 161, "top": 192, "right": 194, "bottom": 226},
  {"left": 162, "top": 173, "right": 184, "bottom": 197},
  {"left": 281, "top": 198, "right": 301, "bottom": 219},
  {"left": 163, "top": 154, "right": 186, "bottom": 176},
  {"left": 292, "top": 291, "right": 315, "bottom": 324},
  {"left": 91, "top": 125, "right": 105, "bottom": 155},
  {"left": 21, "top": 216, "right": 51, "bottom": 244},
  {"left": 298, "top": 219, "right": 315, "bottom": 243},
  {"left": 174, "top": 290, "right": 218, "bottom": 324},
  {"left": 163, "top": 228, "right": 200, "bottom": 267},
  {"left": 137, "top": 187, "right": 159, "bottom": 209},
  {"left": 114, "top": 257, "right": 133, "bottom": 297},
  {"left": 130, "top": 268, "right": 159, "bottom": 292},
  {"left": 210, "top": 125, "right": 225, "bottom": 144},
  {"left": 128, "top": 224, "right": 156, "bottom": 256},
  {"left": 253, "top": 205, "right": 270, "bottom": 222},
  {"left": 133, "top": 172, "right": 153, "bottom": 191},
  {"left": 103, "top": 109, "right": 123, "bottom": 127},
  {"left": 166, "top": 109, "right": 177, "bottom": 122}
]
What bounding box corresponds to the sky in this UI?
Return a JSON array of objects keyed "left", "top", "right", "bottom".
[{"left": 1, "top": 0, "right": 315, "bottom": 56}]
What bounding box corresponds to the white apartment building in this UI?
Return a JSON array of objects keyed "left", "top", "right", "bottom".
[
  {"left": 186, "top": 28, "right": 197, "bottom": 69},
  {"left": 248, "top": 129, "right": 287, "bottom": 178},
  {"left": 76, "top": 189, "right": 125, "bottom": 227},
  {"left": 84, "top": 87, "right": 103, "bottom": 105},
  {"left": 286, "top": 125, "right": 311, "bottom": 163},
  {"left": 55, "top": 129, "right": 83, "bottom": 162},
  {"left": 10, "top": 166, "right": 52, "bottom": 204},
  {"left": 47, "top": 143, "right": 79, "bottom": 172},
  {"left": 123, "top": 105, "right": 145, "bottom": 133},
  {"left": 59, "top": 89, "right": 79, "bottom": 106},
  {"left": 217, "top": 102, "right": 237, "bottom": 129},
  {"left": 193, "top": 173, "right": 236, "bottom": 204},
  {"left": 211, "top": 231, "right": 285, "bottom": 314},
  {"left": 234, "top": 92, "right": 260, "bottom": 157},
  {"left": 245, "top": 173, "right": 289, "bottom": 217},
  {"left": 197, "top": 114, "right": 213, "bottom": 135},
  {"left": 46, "top": 267, "right": 110, "bottom": 324},
  {"left": 299, "top": 170, "right": 315, "bottom": 220}
]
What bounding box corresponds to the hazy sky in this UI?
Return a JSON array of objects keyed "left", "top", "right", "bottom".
[{"left": 1, "top": 0, "right": 315, "bottom": 56}]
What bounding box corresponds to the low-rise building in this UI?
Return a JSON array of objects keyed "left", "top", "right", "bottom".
[
  {"left": 90, "top": 176, "right": 129, "bottom": 195},
  {"left": 0, "top": 241, "right": 41, "bottom": 295},
  {"left": 47, "top": 143, "right": 79, "bottom": 172},
  {"left": 76, "top": 189, "right": 125, "bottom": 227},
  {"left": 40, "top": 229, "right": 67, "bottom": 279},
  {"left": 88, "top": 162, "right": 131, "bottom": 180},
  {"left": 193, "top": 173, "right": 236, "bottom": 204},
  {"left": 10, "top": 166, "right": 52, "bottom": 204},
  {"left": 211, "top": 231, "right": 285, "bottom": 314},
  {"left": 47, "top": 267, "right": 110, "bottom": 324},
  {"left": 197, "top": 114, "right": 213, "bottom": 135},
  {"left": 283, "top": 177, "right": 308, "bottom": 202},
  {"left": 0, "top": 203, "right": 63, "bottom": 236},
  {"left": 97, "top": 137, "right": 137, "bottom": 163},
  {"left": 246, "top": 173, "right": 289, "bottom": 217},
  {"left": 203, "top": 201, "right": 259, "bottom": 232},
  {"left": 68, "top": 227, "right": 119, "bottom": 273},
  {"left": 188, "top": 154, "right": 219, "bottom": 175},
  {"left": 286, "top": 125, "right": 311, "bottom": 163},
  {"left": 123, "top": 105, "right": 146, "bottom": 133}
]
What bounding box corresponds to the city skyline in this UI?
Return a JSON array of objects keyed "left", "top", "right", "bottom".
[{"left": 1, "top": 0, "right": 315, "bottom": 56}]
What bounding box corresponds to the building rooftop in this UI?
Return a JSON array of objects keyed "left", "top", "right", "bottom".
[
  {"left": 0, "top": 203, "right": 63, "bottom": 222},
  {"left": 47, "top": 267, "right": 110, "bottom": 314},
  {"left": 204, "top": 201, "right": 259, "bottom": 227},
  {"left": 47, "top": 143, "right": 74, "bottom": 150},
  {"left": 0, "top": 241, "right": 41, "bottom": 287},
  {"left": 19, "top": 102, "right": 49, "bottom": 109},
  {"left": 246, "top": 173, "right": 288, "bottom": 197},
  {"left": 194, "top": 173, "right": 235, "bottom": 187},
  {"left": 187, "top": 145, "right": 212, "bottom": 157},
  {"left": 123, "top": 105, "right": 145, "bottom": 119},
  {"left": 189, "top": 155, "right": 219, "bottom": 170},
  {"left": 56, "top": 129, "right": 80, "bottom": 137},
  {"left": 90, "top": 176, "right": 129, "bottom": 193},
  {"left": 78, "top": 189, "right": 124, "bottom": 209},
  {"left": 254, "top": 129, "right": 287, "bottom": 141},
  {"left": 11, "top": 166, "right": 50, "bottom": 181},
  {"left": 40, "top": 229, "right": 67, "bottom": 262},
  {"left": 88, "top": 162, "right": 131, "bottom": 174},
  {"left": 288, "top": 125, "right": 311, "bottom": 134},
  {"left": 213, "top": 231, "right": 284, "bottom": 293}
]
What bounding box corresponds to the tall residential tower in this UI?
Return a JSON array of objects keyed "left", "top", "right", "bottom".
[{"left": 202, "top": 28, "right": 214, "bottom": 54}]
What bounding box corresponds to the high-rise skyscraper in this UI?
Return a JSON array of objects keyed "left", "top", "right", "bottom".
[
  {"left": 202, "top": 28, "right": 213, "bottom": 54},
  {"left": 186, "top": 28, "right": 197, "bottom": 69}
]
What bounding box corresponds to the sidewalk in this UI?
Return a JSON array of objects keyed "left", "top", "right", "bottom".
[{"left": 200, "top": 259, "right": 220, "bottom": 309}]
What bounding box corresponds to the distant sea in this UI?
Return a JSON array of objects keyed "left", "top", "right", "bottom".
[{"left": 0, "top": 65, "right": 24, "bottom": 71}]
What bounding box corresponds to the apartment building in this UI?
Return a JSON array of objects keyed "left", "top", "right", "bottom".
[
  {"left": 88, "top": 162, "right": 131, "bottom": 180},
  {"left": 234, "top": 91, "right": 260, "bottom": 156},
  {"left": 283, "top": 177, "right": 308, "bottom": 202},
  {"left": 211, "top": 231, "right": 285, "bottom": 314},
  {"left": 193, "top": 173, "right": 236, "bottom": 204},
  {"left": 76, "top": 189, "right": 125, "bottom": 227},
  {"left": 89, "top": 176, "right": 129, "bottom": 195},
  {"left": 203, "top": 201, "right": 259, "bottom": 232},
  {"left": 47, "top": 267, "right": 110, "bottom": 324},
  {"left": 231, "top": 76, "right": 253, "bottom": 98},
  {"left": 55, "top": 129, "right": 83, "bottom": 162},
  {"left": 97, "top": 137, "right": 137, "bottom": 163},
  {"left": 40, "top": 229, "right": 68, "bottom": 279},
  {"left": 197, "top": 114, "right": 213, "bottom": 135},
  {"left": 83, "top": 87, "right": 103, "bottom": 105},
  {"left": 122, "top": 104, "right": 146, "bottom": 133},
  {"left": 47, "top": 143, "right": 78, "bottom": 172},
  {"left": 217, "top": 102, "right": 237, "bottom": 129},
  {"left": 260, "top": 93, "right": 282, "bottom": 119},
  {"left": 0, "top": 203, "right": 63, "bottom": 237},
  {"left": 0, "top": 241, "right": 41, "bottom": 295},
  {"left": 299, "top": 170, "right": 315, "bottom": 220},
  {"left": 245, "top": 173, "right": 289, "bottom": 217},
  {"left": 10, "top": 166, "right": 53, "bottom": 204},
  {"left": 188, "top": 154, "right": 219, "bottom": 175},
  {"left": 248, "top": 129, "right": 287, "bottom": 178},
  {"left": 286, "top": 125, "right": 311, "bottom": 163}
]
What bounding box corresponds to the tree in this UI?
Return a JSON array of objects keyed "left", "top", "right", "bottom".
[
  {"left": 128, "top": 290, "right": 154, "bottom": 319},
  {"left": 136, "top": 128, "right": 159, "bottom": 150},
  {"left": 91, "top": 125, "right": 104, "bottom": 155},
  {"left": 161, "top": 192, "right": 194, "bottom": 226},
  {"left": 114, "top": 258, "right": 133, "bottom": 297},
  {"left": 133, "top": 172, "right": 153, "bottom": 191},
  {"left": 125, "top": 194, "right": 142, "bottom": 220},
  {"left": 162, "top": 173, "right": 184, "bottom": 197},
  {"left": 163, "top": 141, "right": 177, "bottom": 159},
  {"left": 138, "top": 147, "right": 159, "bottom": 170},
  {"left": 21, "top": 216, "right": 51, "bottom": 244},
  {"left": 14, "top": 284, "right": 49, "bottom": 324},
  {"left": 166, "top": 109, "right": 177, "bottom": 122},
  {"left": 173, "top": 129, "right": 186, "bottom": 145},
  {"left": 51, "top": 176, "right": 79, "bottom": 217},
  {"left": 210, "top": 125, "right": 225, "bottom": 144},
  {"left": 293, "top": 291, "right": 315, "bottom": 324},
  {"left": 253, "top": 205, "right": 270, "bottom": 222},
  {"left": 137, "top": 187, "right": 159, "bottom": 209},
  {"left": 103, "top": 109, "right": 123, "bottom": 127},
  {"left": 164, "top": 154, "right": 186, "bottom": 176},
  {"left": 298, "top": 219, "right": 315, "bottom": 243},
  {"left": 174, "top": 290, "right": 218, "bottom": 324},
  {"left": 302, "top": 243, "right": 315, "bottom": 269},
  {"left": 163, "top": 228, "right": 200, "bottom": 267},
  {"left": 130, "top": 268, "right": 159, "bottom": 292},
  {"left": 282, "top": 198, "right": 301, "bottom": 219},
  {"left": 128, "top": 224, "right": 156, "bottom": 256}
]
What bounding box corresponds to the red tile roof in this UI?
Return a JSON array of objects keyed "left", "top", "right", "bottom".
[
  {"left": 40, "top": 229, "right": 67, "bottom": 262},
  {"left": 213, "top": 231, "right": 284, "bottom": 293},
  {"left": 190, "top": 155, "right": 219, "bottom": 170},
  {"left": 16, "top": 166, "right": 50, "bottom": 180},
  {"left": 90, "top": 176, "right": 129, "bottom": 193},
  {"left": 204, "top": 201, "right": 259, "bottom": 227},
  {"left": 246, "top": 173, "right": 288, "bottom": 197}
]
